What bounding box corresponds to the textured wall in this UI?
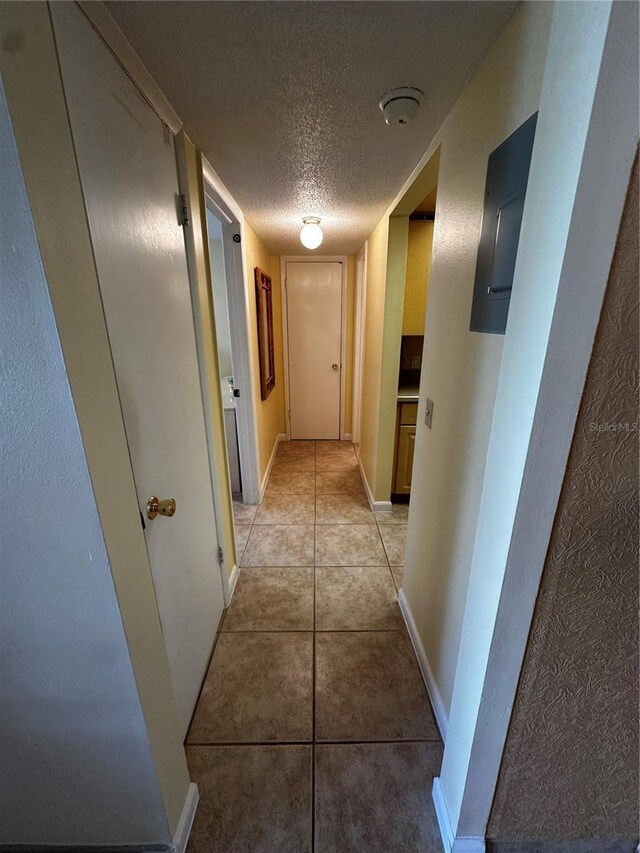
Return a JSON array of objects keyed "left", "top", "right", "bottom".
[{"left": 487, "top": 153, "right": 639, "bottom": 848}]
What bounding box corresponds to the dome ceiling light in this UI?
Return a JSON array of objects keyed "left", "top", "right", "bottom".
[
  {"left": 379, "top": 87, "right": 424, "bottom": 126},
  {"left": 300, "top": 217, "right": 323, "bottom": 250}
]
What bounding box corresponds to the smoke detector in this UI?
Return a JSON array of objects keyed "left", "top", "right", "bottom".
[{"left": 379, "top": 87, "right": 424, "bottom": 126}]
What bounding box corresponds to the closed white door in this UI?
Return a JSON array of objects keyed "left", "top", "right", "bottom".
[
  {"left": 286, "top": 262, "right": 343, "bottom": 439},
  {"left": 52, "top": 3, "right": 225, "bottom": 738}
]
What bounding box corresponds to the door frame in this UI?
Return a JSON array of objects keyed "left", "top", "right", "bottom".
[
  {"left": 202, "top": 161, "right": 262, "bottom": 505},
  {"left": 280, "top": 256, "right": 349, "bottom": 441},
  {"left": 352, "top": 242, "right": 368, "bottom": 444}
]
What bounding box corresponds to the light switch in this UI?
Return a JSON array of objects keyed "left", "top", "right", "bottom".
[{"left": 425, "top": 398, "right": 434, "bottom": 429}]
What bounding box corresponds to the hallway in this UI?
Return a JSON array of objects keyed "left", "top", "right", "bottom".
[{"left": 185, "top": 440, "right": 442, "bottom": 852}]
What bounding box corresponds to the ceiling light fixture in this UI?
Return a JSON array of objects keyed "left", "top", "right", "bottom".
[{"left": 300, "top": 217, "right": 323, "bottom": 250}]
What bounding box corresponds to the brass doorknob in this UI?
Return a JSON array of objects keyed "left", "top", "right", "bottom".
[
  {"left": 146, "top": 496, "right": 176, "bottom": 520},
  {"left": 331, "top": 363, "right": 339, "bottom": 371}
]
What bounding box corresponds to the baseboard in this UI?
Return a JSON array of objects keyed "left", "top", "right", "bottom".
[
  {"left": 342, "top": 432, "right": 353, "bottom": 440},
  {"left": 225, "top": 563, "right": 239, "bottom": 604},
  {"left": 398, "top": 590, "right": 448, "bottom": 741},
  {"left": 487, "top": 842, "right": 638, "bottom": 853},
  {"left": 0, "top": 845, "right": 172, "bottom": 852},
  {"left": 260, "top": 433, "right": 286, "bottom": 498},
  {"left": 357, "top": 456, "right": 392, "bottom": 512},
  {"left": 171, "top": 782, "right": 199, "bottom": 853},
  {"left": 432, "top": 777, "right": 485, "bottom": 853}
]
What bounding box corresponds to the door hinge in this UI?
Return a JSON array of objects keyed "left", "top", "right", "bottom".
[
  {"left": 180, "top": 194, "right": 190, "bottom": 227},
  {"left": 217, "top": 545, "right": 224, "bottom": 565},
  {"left": 288, "top": 410, "right": 292, "bottom": 420}
]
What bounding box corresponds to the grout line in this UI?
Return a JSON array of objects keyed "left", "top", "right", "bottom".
[
  {"left": 219, "top": 622, "right": 408, "bottom": 635},
  {"left": 186, "top": 737, "right": 443, "bottom": 747}
]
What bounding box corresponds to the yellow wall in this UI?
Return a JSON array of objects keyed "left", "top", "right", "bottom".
[
  {"left": 375, "top": 217, "right": 409, "bottom": 501},
  {"left": 402, "top": 220, "right": 434, "bottom": 335},
  {"left": 359, "top": 217, "right": 390, "bottom": 493},
  {"left": 242, "top": 223, "right": 286, "bottom": 483},
  {"left": 177, "top": 139, "right": 237, "bottom": 579}
]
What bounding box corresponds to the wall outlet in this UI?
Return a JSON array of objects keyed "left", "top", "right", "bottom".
[{"left": 425, "top": 398, "right": 434, "bottom": 429}]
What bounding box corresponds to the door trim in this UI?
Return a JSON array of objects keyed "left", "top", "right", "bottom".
[
  {"left": 202, "top": 158, "right": 262, "bottom": 506},
  {"left": 280, "top": 256, "right": 348, "bottom": 441},
  {"left": 352, "top": 242, "right": 368, "bottom": 444}
]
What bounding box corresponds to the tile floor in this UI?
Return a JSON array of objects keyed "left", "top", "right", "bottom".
[{"left": 186, "top": 440, "right": 442, "bottom": 853}]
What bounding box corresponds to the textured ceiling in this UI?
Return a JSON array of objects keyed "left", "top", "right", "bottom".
[{"left": 107, "top": 1, "right": 516, "bottom": 254}]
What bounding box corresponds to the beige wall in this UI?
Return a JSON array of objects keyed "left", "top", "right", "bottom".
[
  {"left": 487, "top": 153, "right": 639, "bottom": 849},
  {"left": 402, "top": 220, "right": 434, "bottom": 336},
  {"left": 404, "top": 0, "right": 552, "bottom": 717},
  {"left": 242, "top": 224, "right": 286, "bottom": 482}
]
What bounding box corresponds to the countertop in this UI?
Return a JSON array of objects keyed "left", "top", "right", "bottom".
[{"left": 397, "top": 385, "right": 420, "bottom": 402}]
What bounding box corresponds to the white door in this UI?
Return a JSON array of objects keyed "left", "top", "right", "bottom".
[
  {"left": 51, "top": 3, "right": 225, "bottom": 737},
  {"left": 286, "top": 262, "right": 343, "bottom": 439}
]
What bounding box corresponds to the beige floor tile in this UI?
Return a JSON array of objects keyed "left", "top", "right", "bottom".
[
  {"left": 315, "top": 493, "right": 374, "bottom": 525},
  {"left": 233, "top": 501, "right": 258, "bottom": 525},
  {"left": 315, "top": 440, "right": 354, "bottom": 456},
  {"left": 242, "top": 524, "right": 314, "bottom": 566},
  {"left": 223, "top": 567, "right": 314, "bottom": 631},
  {"left": 277, "top": 440, "right": 316, "bottom": 460},
  {"left": 379, "top": 523, "right": 407, "bottom": 566},
  {"left": 316, "top": 468, "right": 364, "bottom": 495},
  {"left": 188, "top": 632, "right": 313, "bottom": 743},
  {"left": 234, "top": 526, "right": 251, "bottom": 562},
  {"left": 315, "top": 631, "right": 438, "bottom": 741},
  {"left": 374, "top": 504, "right": 410, "bottom": 524},
  {"left": 254, "top": 494, "right": 315, "bottom": 525},
  {"left": 315, "top": 442, "right": 357, "bottom": 471},
  {"left": 315, "top": 524, "right": 387, "bottom": 566},
  {"left": 187, "top": 745, "right": 312, "bottom": 853},
  {"left": 266, "top": 470, "right": 315, "bottom": 495},
  {"left": 391, "top": 564, "right": 404, "bottom": 589},
  {"left": 315, "top": 454, "right": 359, "bottom": 472},
  {"left": 315, "top": 566, "right": 402, "bottom": 631},
  {"left": 314, "top": 742, "right": 442, "bottom": 853},
  {"left": 271, "top": 455, "right": 315, "bottom": 473}
]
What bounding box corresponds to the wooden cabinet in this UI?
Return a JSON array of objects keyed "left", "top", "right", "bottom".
[{"left": 393, "top": 401, "right": 417, "bottom": 495}]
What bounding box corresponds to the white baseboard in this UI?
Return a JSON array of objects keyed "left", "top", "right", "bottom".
[
  {"left": 172, "top": 781, "right": 199, "bottom": 853},
  {"left": 260, "top": 433, "right": 286, "bottom": 498},
  {"left": 225, "top": 563, "right": 239, "bottom": 604},
  {"left": 433, "top": 777, "right": 454, "bottom": 853},
  {"left": 357, "top": 456, "right": 392, "bottom": 512},
  {"left": 432, "top": 778, "right": 485, "bottom": 853},
  {"left": 342, "top": 432, "right": 353, "bottom": 440},
  {"left": 398, "top": 589, "right": 448, "bottom": 741}
]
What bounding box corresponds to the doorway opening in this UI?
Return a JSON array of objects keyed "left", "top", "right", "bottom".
[
  {"left": 202, "top": 175, "right": 261, "bottom": 507},
  {"left": 391, "top": 185, "right": 437, "bottom": 504}
]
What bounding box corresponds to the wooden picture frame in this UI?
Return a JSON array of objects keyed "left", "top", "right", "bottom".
[{"left": 254, "top": 267, "right": 276, "bottom": 400}]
